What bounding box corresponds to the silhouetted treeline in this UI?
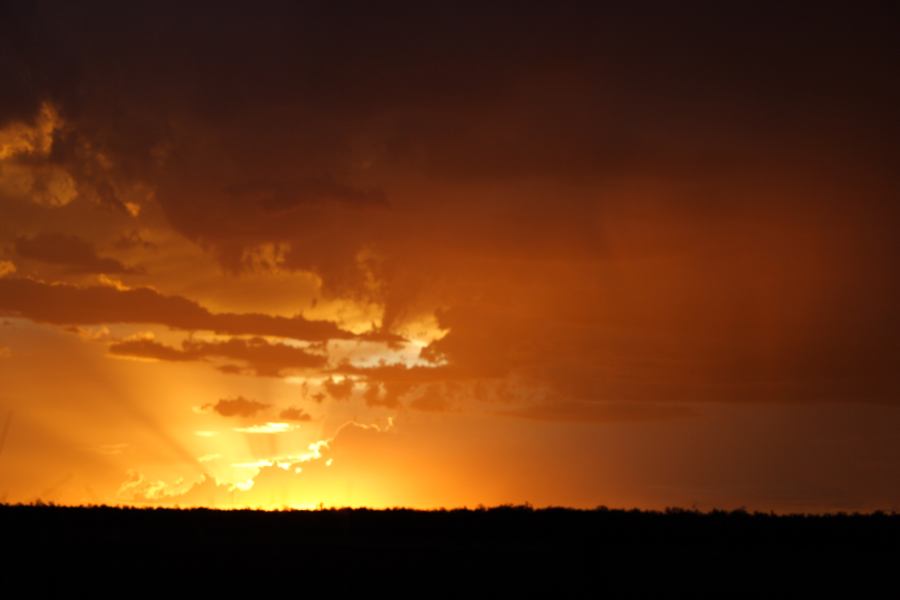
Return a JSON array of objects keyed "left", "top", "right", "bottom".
[{"left": 3, "top": 504, "right": 897, "bottom": 596}]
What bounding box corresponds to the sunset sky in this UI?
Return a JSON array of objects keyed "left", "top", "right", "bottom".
[{"left": 0, "top": 2, "right": 898, "bottom": 512}]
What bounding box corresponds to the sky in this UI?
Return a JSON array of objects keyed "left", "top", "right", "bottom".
[{"left": 0, "top": 2, "right": 898, "bottom": 512}]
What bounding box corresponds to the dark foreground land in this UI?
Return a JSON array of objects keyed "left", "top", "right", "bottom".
[{"left": 3, "top": 504, "right": 898, "bottom": 596}]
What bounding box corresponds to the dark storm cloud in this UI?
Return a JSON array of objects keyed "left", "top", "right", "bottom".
[
  {"left": 4, "top": 2, "right": 896, "bottom": 265},
  {"left": 2, "top": 2, "right": 899, "bottom": 409}
]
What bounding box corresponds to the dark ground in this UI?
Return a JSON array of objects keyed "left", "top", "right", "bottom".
[{"left": 2, "top": 504, "right": 898, "bottom": 597}]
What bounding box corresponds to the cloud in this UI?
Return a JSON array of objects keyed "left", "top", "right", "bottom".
[
  {"left": 1, "top": 3, "right": 898, "bottom": 430},
  {"left": 118, "top": 420, "right": 393, "bottom": 507},
  {"left": 112, "top": 229, "right": 157, "bottom": 251},
  {"left": 279, "top": 407, "right": 312, "bottom": 422},
  {"left": 0, "top": 261, "right": 15, "bottom": 278},
  {"left": 0, "top": 101, "right": 59, "bottom": 159},
  {"left": 363, "top": 382, "right": 398, "bottom": 408},
  {"left": 205, "top": 396, "right": 270, "bottom": 418},
  {"left": 408, "top": 383, "right": 456, "bottom": 413},
  {"left": 117, "top": 469, "right": 199, "bottom": 502},
  {"left": 183, "top": 337, "right": 327, "bottom": 377},
  {"left": 0, "top": 277, "right": 397, "bottom": 342},
  {"left": 66, "top": 325, "right": 112, "bottom": 341},
  {"left": 14, "top": 232, "right": 139, "bottom": 274},
  {"left": 109, "top": 336, "right": 328, "bottom": 377},
  {"left": 329, "top": 363, "right": 476, "bottom": 411},
  {"left": 0, "top": 101, "right": 77, "bottom": 207},
  {"left": 109, "top": 338, "right": 191, "bottom": 361},
  {"left": 323, "top": 376, "right": 355, "bottom": 401}
]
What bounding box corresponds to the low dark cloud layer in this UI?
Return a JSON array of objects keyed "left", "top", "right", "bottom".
[
  {"left": 109, "top": 336, "right": 327, "bottom": 377},
  {"left": 14, "top": 232, "right": 139, "bottom": 274},
  {"left": 0, "top": 277, "right": 380, "bottom": 342}
]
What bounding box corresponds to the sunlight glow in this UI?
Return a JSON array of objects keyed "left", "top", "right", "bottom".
[{"left": 233, "top": 422, "right": 299, "bottom": 434}]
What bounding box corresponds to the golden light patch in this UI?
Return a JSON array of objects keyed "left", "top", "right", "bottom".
[
  {"left": 0, "top": 101, "right": 60, "bottom": 159},
  {"left": 232, "top": 422, "right": 299, "bottom": 434},
  {"left": 0, "top": 102, "right": 77, "bottom": 207},
  {"left": 37, "top": 166, "right": 78, "bottom": 206},
  {"left": 241, "top": 241, "right": 290, "bottom": 271},
  {"left": 0, "top": 260, "right": 14, "bottom": 278},
  {"left": 97, "top": 274, "right": 132, "bottom": 291},
  {"left": 232, "top": 459, "right": 277, "bottom": 469},
  {"left": 117, "top": 470, "right": 196, "bottom": 501},
  {"left": 186, "top": 268, "right": 320, "bottom": 319},
  {"left": 0, "top": 162, "right": 77, "bottom": 207},
  {"left": 393, "top": 311, "right": 450, "bottom": 348},
  {"left": 303, "top": 295, "right": 384, "bottom": 335},
  {"left": 124, "top": 201, "right": 142, "bottom": 217}
]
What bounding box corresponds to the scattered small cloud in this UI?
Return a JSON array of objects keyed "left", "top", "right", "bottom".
[
  {"left": 279, "top": 407, "right": 312, "bottom": 422},
  {"left": 205, "top": 396, "right": 270, "bottom": 418}
]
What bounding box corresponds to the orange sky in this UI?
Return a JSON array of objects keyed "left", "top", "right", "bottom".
[{"left": 0, "top": 3, "right": 898, "bottom": 512}]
